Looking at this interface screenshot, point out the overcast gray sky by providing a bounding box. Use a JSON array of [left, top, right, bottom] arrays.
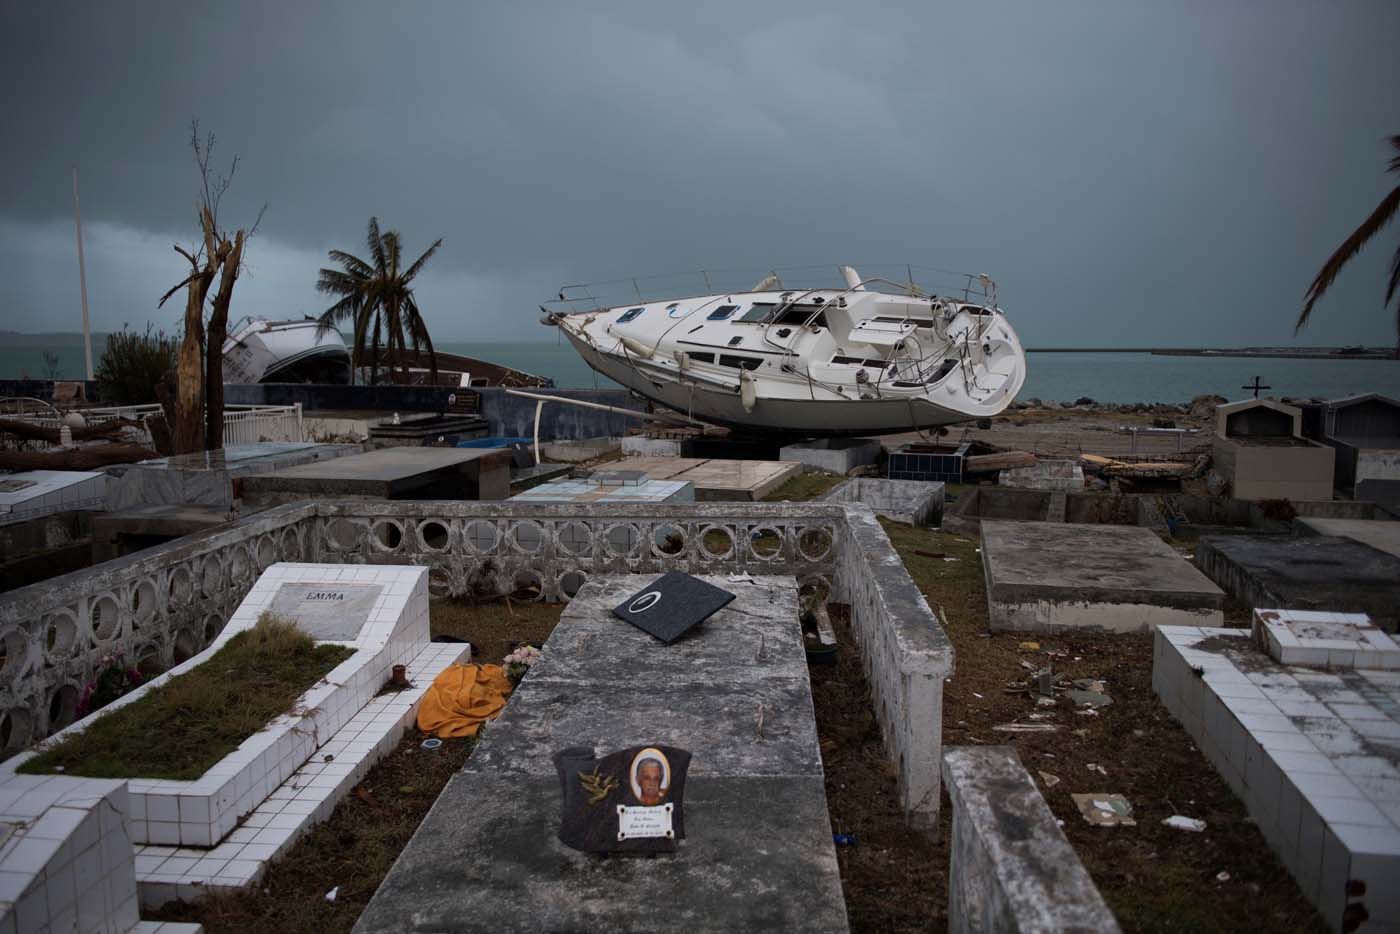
[[2, 1, 1397, 347]]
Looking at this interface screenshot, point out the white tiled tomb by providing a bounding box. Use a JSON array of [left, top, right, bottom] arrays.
[[1153, 624, 1400, 932], [0, 563, 468, 908], [1254, 609, 1400, 671]]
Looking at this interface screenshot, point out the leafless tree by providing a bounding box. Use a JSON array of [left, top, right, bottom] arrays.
[[159, 121, 265, 452]]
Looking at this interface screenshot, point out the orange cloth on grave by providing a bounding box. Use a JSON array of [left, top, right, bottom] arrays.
[[415, 663, 513, 738]]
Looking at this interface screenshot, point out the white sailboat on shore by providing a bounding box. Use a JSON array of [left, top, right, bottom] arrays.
[[542, 264, 1027, 436]]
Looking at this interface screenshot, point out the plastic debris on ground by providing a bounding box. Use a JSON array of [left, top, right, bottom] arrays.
[[992, 722, 1061, 733], [325, 886, 339, 902], [1086, 763, 1109, 776], [1163, 815, 1207, 832], [1072, 793, 1136, 827], [833, 833, 857, 846], [1019, 641, 1040, 651], [1039, 771, 1061, 788]]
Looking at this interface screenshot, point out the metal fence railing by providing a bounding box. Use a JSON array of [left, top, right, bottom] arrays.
[[0, 403, 305, 450]]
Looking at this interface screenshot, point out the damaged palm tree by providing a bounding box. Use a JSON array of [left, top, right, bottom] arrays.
[[159, 122, 263, 453], [316, 218, 441, 385]]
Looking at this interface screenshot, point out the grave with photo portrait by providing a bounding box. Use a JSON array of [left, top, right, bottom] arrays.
[[554, 743, 692, 854]]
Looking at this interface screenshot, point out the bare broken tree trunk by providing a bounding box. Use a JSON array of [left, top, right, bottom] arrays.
[[174, 279, 209, 454], [204, 223, 245, 450]]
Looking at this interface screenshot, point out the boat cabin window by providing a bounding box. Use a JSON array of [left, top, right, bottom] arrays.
[[707, 304, 740, 321], [874, 316, 932, 326], [831, 356, 889, 369], [666, 303, 684, 318], [685, 351, 715, 363], [617, 307, 645, 323], [738, 303, 777, 323], [718, 354, 762, 370], [774, 304, 826, 327]]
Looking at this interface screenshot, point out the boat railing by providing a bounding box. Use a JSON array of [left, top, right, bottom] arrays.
[[543, 263, 998, 315]]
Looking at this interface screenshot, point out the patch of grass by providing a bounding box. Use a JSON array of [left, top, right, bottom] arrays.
[[20, 614, 354, 781], [762, 469, 847, 502]]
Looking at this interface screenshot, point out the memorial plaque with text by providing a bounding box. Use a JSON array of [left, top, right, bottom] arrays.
[[554, 744, 691, 854], [269, 583, 383, 640]]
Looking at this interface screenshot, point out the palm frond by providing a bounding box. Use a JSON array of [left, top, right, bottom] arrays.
[[1297, 184, 1400, 333], [326, 249, 373, 278], [367, 217, 387, 274], [316, 268, 366, 297], [403, 238, 443, 283]]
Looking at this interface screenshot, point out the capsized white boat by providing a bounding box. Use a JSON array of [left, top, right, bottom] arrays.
[[542, 265, 1027, 436], [222, 316, 352, 384]]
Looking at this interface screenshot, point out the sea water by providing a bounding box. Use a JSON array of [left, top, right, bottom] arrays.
[[4, 338, 1398, 404]]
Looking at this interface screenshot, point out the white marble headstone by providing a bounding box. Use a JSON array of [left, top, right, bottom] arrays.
[[269, 582, 383, 640]]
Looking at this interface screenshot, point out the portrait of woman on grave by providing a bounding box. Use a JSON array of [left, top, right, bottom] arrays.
[[629, 748, 671, 807]]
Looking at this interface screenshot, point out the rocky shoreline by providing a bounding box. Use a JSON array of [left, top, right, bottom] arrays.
[[1008, 392, 1322, 420]]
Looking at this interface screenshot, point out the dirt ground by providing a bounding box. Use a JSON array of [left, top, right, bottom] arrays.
[[429, 597, 563, 664], [150, 729, 479, 933], [883, 405, 1214, 459], [859, 520, 1327, 934]]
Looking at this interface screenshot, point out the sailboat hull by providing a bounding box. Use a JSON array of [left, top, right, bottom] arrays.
[[566, 331, 981, 435]]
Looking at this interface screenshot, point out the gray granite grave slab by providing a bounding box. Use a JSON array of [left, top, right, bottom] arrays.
[[242, 445, 511, 504], [1295, 517, 1400, 560], [355, 574, 847, 932], [353, 774, 847, 934], [460, 678, 821, 779], [981, 520, 1225, 632], [1195, 534, 1400, 633], [269, 581, 383, 640], [531, 575, 807, 683]]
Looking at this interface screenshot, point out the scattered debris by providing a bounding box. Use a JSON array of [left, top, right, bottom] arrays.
[[1216, 871, 1231, 883], [833, 833, 857, 846], [1030, 667, 1055, 696], [1039, 771, 1061, 788], [992, 722, 1061, 733], [1019, 641, 1041, 651], [1072, 793, 1136, 827], [727, 572, 758, 584], [972, 692, 984, 699], [1069, 679, 1112, 708], [325, 886, 339, 902], [1087, 763, 1109, 776], [1075, 708, 1100, 717], [420, 738, 443, 750], [1035, 695, 1057, 707], [1163, 815, 1208, 833]]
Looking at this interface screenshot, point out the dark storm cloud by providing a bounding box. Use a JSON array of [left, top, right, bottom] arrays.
[[2, 0, 1398, 344]]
